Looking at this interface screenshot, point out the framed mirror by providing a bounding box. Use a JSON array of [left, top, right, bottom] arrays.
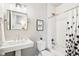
[[36, 19, 44, 31], [7, 10, 28, 30]]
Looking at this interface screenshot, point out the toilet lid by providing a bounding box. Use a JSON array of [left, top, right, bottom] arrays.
[[41, 50, 52, 56]]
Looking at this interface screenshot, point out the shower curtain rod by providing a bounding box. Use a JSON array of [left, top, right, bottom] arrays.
[[64, 5, 79, 13], [56, 5, 79, 16], [46, 5, 79, 19]]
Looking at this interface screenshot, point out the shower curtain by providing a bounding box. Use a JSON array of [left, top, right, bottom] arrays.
[[65, 8, 79, 56]]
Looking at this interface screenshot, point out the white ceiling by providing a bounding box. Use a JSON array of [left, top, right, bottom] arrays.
[[22, 3, 62, 7], [51, 3, 62, 7]]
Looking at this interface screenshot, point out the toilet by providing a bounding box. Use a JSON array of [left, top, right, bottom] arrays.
[[36, 39, 65, 56], [36, 40, 53, 56]]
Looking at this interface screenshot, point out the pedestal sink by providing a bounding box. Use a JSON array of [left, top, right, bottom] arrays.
[[0, 38, 34, 56], [0, 13, 34, 56]]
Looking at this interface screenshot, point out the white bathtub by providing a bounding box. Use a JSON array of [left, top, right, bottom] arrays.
[[48, 47, 66, 56], [38, 47, 66, 56]]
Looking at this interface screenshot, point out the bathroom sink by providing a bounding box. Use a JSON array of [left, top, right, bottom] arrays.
[[3, 38, 30, 45], [0, 38, 34, 55]]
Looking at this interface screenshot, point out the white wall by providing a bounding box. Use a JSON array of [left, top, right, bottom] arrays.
[[56, 13, 66, 49], [47, 4, 56, 48], [0, 3, 47, 56]]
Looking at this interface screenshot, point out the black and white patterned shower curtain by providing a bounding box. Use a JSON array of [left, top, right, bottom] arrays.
[[65, 8, 79, 56]]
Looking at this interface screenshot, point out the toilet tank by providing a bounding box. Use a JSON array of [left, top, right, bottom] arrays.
[[37, 40, 46, 51]]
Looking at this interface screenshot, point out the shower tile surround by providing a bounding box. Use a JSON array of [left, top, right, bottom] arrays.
[[65, 7, 79, 56]]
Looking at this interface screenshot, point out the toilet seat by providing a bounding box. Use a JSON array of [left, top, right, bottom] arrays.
[[40, 50, 53, 56]]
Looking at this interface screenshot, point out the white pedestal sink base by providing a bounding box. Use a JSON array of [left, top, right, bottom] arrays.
[[15, 50, 21, 56], [0, 39, 34, 56]]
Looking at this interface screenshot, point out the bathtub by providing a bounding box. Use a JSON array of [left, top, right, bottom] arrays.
[[38, 47, 66, 56], [48, 46, 66, 56]]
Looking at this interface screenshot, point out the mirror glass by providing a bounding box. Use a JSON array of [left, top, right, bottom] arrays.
[[8, 10, 28, 30]]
